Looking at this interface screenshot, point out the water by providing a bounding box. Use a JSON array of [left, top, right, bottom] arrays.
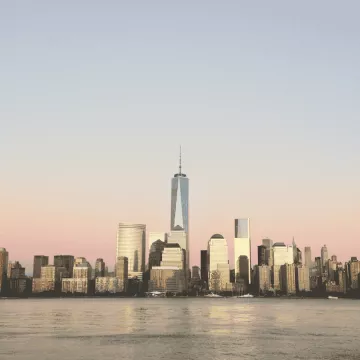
[[0, 298, 359, 360]]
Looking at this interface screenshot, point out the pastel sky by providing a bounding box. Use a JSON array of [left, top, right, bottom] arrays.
[[1, 1, 360, 273]]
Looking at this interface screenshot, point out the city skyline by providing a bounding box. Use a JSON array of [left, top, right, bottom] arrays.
[[2, 150, 358, 273], [2, 1, 360, 271]]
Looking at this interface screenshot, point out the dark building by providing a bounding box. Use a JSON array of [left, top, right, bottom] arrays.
[[33, 255, 49, 278], [54, 255, 75, 277], [315, 257, 322, 276], [258, 245, 267, 266], [237, 255, 250, 286], [230, 269, 235, 283], [95, 258, 105, 278], [148, 240, 165, 269], [200, 250, 208, 285]]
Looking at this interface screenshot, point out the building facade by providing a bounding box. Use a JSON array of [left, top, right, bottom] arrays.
[[170, 150, 189, 274], [272, 242, 294, 290], [321, 245, 329, 269], [200, 250, 208, 285], [254, 265, 271, 294], [116, 223, 146, 277], [95, 277, 127, 293], [54, 255, 75, 277], [208, 234, 230, 291], [296, 265, 310, 292], [280, 264, 296, 294], [149, 266, 185, 293], [95, 258, 105, 278], [0, 248, 9, 293], [234, 218, 251, 284], [33, 255, 49, 279], [304, 247, 312, 268]]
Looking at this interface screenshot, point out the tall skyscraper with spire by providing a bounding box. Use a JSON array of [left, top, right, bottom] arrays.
[[169, 147, 189, 273]]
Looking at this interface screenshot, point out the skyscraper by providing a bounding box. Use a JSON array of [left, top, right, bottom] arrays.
[[258, 245, 267, 265], [208, 234, 230, 291], [304, 247, 312, 268], [54, 255, 75, 277], [321, 245, 329, 268], [0, 248, 9, 293], [200, 250, 208, 285], [170, 148, 189, 271], [116, 223, 146, 278], [33, 255, 49, 279], [95, 258, 105, 278], [234, 218, 251, 284]]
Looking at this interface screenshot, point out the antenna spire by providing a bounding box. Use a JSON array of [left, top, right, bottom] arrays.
[[179, 145, 182, 175]]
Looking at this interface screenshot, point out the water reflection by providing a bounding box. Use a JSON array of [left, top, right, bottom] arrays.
[[0, 298, 359, 360]]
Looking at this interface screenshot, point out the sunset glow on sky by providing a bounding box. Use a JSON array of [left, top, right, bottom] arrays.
[[2, 1, 360, 272]]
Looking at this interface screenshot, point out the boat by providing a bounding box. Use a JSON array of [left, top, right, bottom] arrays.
[[145, 291, 166, 298], [328, 296, 338, 300], [238, 294, 254, 298], [204, 292, 223, 298]]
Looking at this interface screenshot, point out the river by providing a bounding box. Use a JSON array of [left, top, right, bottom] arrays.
[[0, 298, 359, 359]]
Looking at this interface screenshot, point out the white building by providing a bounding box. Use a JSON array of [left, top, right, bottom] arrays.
[[73, 258, 92, 280], [160, 244, 184, 269], [234, 218, 251, 284], [272, 242, 294, 291], [296, 265, 310, 292], [116, 223, 146, 276], [321, 245, 329, 268], [208, 234, 231, 291], [95, 277, 126, 293]]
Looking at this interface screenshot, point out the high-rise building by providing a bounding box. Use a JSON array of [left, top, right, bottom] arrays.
[[258, 245, 267, 265], [116, 223, 146, 278], [304, 247, 312, 268], [262, 238, 273, 249], [8, 262, 28, 296], [115, 256, 129, 280], [9, 261, 25, 279], [161, 244, 185, 270], [280, 264, 296, 294], [208, 234, 230, 291], [296, 265, 310, 292], [62, 258, 91, 294], [7, 261, 13, 279], [272, 242, 294, 290], [33, 265, 67, 293], [95, 258, 105, 278], [262, 239, 273, 266], [254, 265, 271, 294], [0, 248, 9, 293], [192, 266, 201, 280], [349, 259, 360, 290], [315, 256, 322, 275], [148, 239, 166, 269], [236, 255, 250, 286], [321, 245, 329, 268], [54, 255, 75, 277], [33, 255, 49, 279], [170, 149, 189, 272], [200, 250, 208, 285], [234, 218, 251, 284]]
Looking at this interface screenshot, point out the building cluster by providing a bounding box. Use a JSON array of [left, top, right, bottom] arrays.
[[0, 152, 359, 298]]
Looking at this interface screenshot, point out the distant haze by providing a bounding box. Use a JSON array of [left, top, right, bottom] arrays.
[[1, 1, 359, 272]]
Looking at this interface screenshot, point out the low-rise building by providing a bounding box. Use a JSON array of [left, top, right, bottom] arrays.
[[95, 277, 127, 293], [149, 266, 185, 293]]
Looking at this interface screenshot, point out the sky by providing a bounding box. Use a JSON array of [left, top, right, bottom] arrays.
[[1, 1, 360, 273]]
